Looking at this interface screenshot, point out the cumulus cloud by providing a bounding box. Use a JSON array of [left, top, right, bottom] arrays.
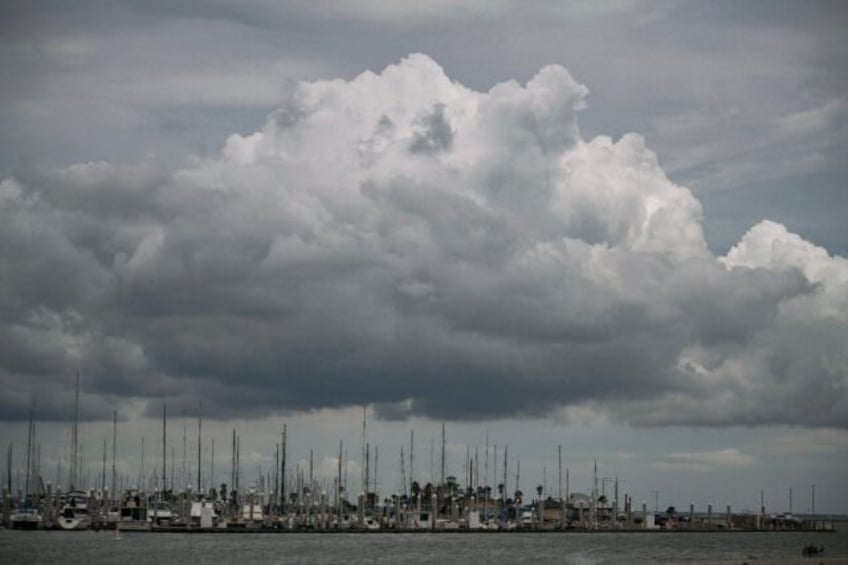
[[1, 54, 845, 427]]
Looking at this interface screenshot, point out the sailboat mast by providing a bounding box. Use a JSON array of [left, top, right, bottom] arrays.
[[140, 436, 145, 490], [182, 413, 186, 490], [71, 371, 79, 490], [361, 407, 367, 495], [440, 422, 446, 485], [281, 424, 286, 511], [337, 439, 342, 509], [400, 446, 406, 496], [558, 444, 562, 499], [6, 442, 12, 496], [503, 445, 508, 499], [24, 410, 33, 499], [484, 431, 489, 490], [101, 438, 106, 494], [197, 402, 202, 492], [162, 404, 167, 493], [111, 410, 117, 506]]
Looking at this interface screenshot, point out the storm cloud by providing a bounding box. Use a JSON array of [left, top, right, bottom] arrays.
[[1, 54, 845, 427]]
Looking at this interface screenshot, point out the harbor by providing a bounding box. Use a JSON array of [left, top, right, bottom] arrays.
[[3, 400, 838, 535]]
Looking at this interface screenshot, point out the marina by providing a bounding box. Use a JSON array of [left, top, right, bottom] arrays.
[[2, 382, 839, 536], [2, 406, 839, 535]]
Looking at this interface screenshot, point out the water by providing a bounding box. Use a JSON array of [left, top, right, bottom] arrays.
[[1, 529, 846, 564]]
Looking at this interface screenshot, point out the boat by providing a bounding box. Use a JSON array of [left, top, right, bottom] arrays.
[[149, 500, 175, 527], [190, 500, 219, 528], [10, 505, 42, 530], [241, 500, 265, 527], [118, 495, 151, 531], [57, 490, 92, 530]]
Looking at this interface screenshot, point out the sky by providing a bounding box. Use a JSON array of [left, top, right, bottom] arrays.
[[1, 1, 847, 513]]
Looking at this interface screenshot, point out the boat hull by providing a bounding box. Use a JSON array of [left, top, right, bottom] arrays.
[[57, 514, 92, 530], [10, 517, 41, 530]]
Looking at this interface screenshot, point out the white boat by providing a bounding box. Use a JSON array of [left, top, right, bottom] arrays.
[[191, 500, 218, 528], [239, 487, 265, 527], [149, 501, 175, 527], [10, 506, 42, 530], [241, 500, 265, 526], [57, 491, 92, 530]]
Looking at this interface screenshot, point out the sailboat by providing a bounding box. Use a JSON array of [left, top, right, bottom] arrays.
[[11, 409, 43, 529], [58, 373, 91, 530]]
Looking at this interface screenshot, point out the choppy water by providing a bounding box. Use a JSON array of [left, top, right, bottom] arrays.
[[1, 529, 846, 564]]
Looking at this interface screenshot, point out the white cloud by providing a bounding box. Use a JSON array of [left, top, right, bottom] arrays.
[[774, 98, 848, 138], [1, 54, 846, 430]]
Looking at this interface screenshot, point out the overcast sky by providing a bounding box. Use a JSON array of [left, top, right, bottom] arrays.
[[1, 1, 846, 512]]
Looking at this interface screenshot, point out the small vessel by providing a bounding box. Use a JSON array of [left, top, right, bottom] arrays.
[[190, 499, 219, 528], [149, 500, 175, 527], [241, 490, 266, 527], [10, 505, 42, 530], [57, 490, 92, 530], [118, 495, 151, 531], [363, 514, 382, 530]]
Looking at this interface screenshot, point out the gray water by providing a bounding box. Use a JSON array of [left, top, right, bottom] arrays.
[[1, 529, 845, 564]]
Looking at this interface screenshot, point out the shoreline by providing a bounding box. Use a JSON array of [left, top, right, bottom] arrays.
[[16, 527, 837, 535]]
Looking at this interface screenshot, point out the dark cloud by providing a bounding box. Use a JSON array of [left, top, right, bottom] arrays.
[[1, 55, 845, 429]]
